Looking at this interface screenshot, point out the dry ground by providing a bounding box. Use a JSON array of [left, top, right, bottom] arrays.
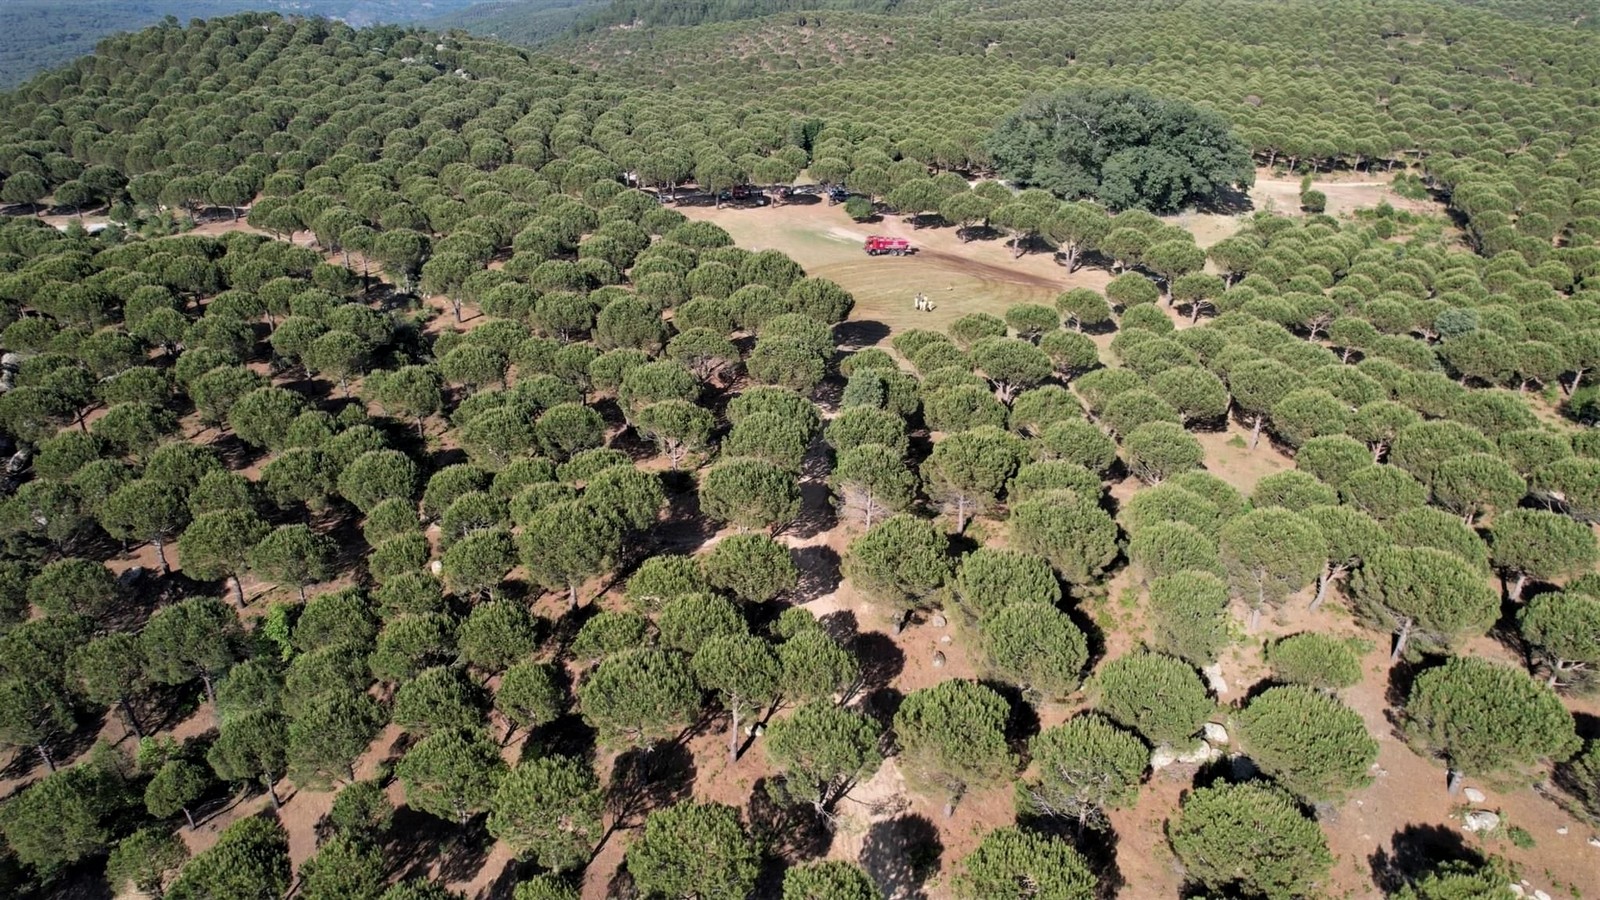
[[9, 175, 1594, 900], [684, 168, 1445, 346]]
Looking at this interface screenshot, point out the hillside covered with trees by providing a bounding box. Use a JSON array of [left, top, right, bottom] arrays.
[[0, 2, 1597, 899]]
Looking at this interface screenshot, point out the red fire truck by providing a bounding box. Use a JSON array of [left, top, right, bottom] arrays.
[[864, 235, 910, 256]]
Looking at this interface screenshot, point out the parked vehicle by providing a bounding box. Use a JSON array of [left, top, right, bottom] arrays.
[[718, 184, 769, 205], [864, 235, 911, 256], [827, 185, 848, 205]]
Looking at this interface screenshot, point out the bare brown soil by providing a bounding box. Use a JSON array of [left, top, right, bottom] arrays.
[[26, 183, 1594, 900]]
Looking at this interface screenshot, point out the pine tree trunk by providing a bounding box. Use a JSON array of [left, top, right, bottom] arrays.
[[119, 696, 144, 738], [1509, 573, 1527, 601], [38, 743, 54, 772], [1447, 769, 1464, 796], [1311, 567, 1333, 611], [298, 583, 308, 603], [232, 574, 246, 607], [1249, 414, 1264, 450], [265, 777, 281, 810], [153, 534, 170, 574], [955, 497, 968, 534], [183, 806, 196, 830], [568, 582, 579, 610], [728, 702, 739, 763], [1391, 619, 1412, 662]]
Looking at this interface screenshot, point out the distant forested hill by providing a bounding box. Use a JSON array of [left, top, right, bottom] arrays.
[[423, 0, 607, 45], [570, 0, 904, 30], [1442, 0, 1598, 28], [0, 0, 485, 89]]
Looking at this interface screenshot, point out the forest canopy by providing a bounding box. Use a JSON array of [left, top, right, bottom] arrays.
[[985, 86, 1254, 212]]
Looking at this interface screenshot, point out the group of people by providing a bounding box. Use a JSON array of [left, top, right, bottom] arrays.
[[913, 292, 937, 311]]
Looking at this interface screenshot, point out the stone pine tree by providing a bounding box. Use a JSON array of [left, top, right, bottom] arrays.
[[105, 827, 188, 899], [140, 597, 242, 704], [494, 660, 563, 743], [1228, 359, 1302, 450], [178, 509, 269, 606], [1009, 490, 1119, 585], [577, 648, 701, 749], [1234, 686, 1378, 802], [1350, 546, 1498, 661], [776, 629, 860, 704], [98, 477, 188, 573], [164, 816, 290, 900], [1392, 857, 1518, 900], [1518, 590, 1600, 691], [1147, 571, 1231, 668], [287, 690, 385, 788], [1024, 714, 1148, 830], [829, 443, 916, 528], [395, 727, 508, 826], [1431, 453, 1525, 525], [953, 827, 1097, 900], [1405, 656, 1579, 795], [72, 632, 148, 737], [1168, 781, 1333, 899], [299, 835, 386, 900], [978, 602, 1088, 698], [691, 633, 781, 762], [145, 757, 210, 829], [487, 756, 603, 872], [765, 701, 883, 815], [698, 458, 802, 532], [1490, 508, 1598, 600], [0, 677, 76, 771], [842, 514, 952, 631], [1088, 653, 1213, 747], [921, 427, 1026, 532], [952, 547, 1062, 620], [248, 524, 337, 601], [1264, 633, 1363, 692], [518, 500, 622, 609], [893, 679, 1016, 816], [1302, 504, 1387, 611], [626, 802, 761, 900], [782, 861, 884, 900], [1218, 507, 1325, 629], [700, 533, 798, 603], [207, 710, 289, 809]]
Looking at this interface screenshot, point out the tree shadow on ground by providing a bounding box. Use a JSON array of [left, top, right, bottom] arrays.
[[850, 631, 905, 703], [521, 710, 595, 769], [748, 776, 832, 872], [861, 814, 942, 900], [39, 871, 113, 900], [790, 544, 842, 604], [785, 478, 837, 540], [386, 806, 490, 883], [606, 740, 697, 829], [1188, 184, 1254, 216], [980, 679, 1041, 762], [1382, 655, 1439, 740], [605, 863, 641, 899], [436, 817, 496, 885], [655, 478, 717, 554], [818, 609, 858, 643], [1368, 823, 1483, 893], [835, 321, 891, 350]]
